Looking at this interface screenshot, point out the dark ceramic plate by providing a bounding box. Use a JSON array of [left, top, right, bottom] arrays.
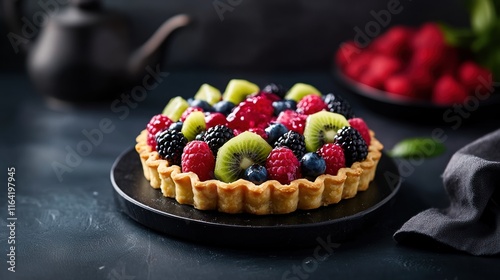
[[110, 148, 401, 248], [333, 68, 500, 123]]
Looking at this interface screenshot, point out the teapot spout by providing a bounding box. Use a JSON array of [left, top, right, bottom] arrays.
[[128, 14, 190, 78]]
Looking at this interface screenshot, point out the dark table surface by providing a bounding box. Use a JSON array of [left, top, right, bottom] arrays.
[[1, 70, 499, 280]]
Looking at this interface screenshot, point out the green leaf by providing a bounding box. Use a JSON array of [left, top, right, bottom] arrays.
[[470, 0, 496, 34], [389, 138, 445, 159], [439, 23, 475, 47]]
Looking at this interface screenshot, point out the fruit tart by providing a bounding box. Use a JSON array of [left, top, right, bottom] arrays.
[[135, 80, 383, 215]]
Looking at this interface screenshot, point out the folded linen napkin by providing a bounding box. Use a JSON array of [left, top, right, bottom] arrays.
[[393, 129, 500, 256]]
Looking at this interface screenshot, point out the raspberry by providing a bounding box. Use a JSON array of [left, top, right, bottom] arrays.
[[335, 41, 361, 68], [203, 125, 235, 155], [358, 72, 384, 89], [334, 126, 368, 167], [266, 147, 301, 184], [274, 131, 306, 159], [370, 25, 413, 58], [323, 93, 355, 119], [156, 130, 187, 165], [296, 94, 327, 115], [384, 75, 416, 99], [411, 23, 445, 50], [248, 127, 268, 140], [180, 107, 203, 122], [317, 143, 345, 175], [181, 141, 215, 181], [348, 118, 371, 146], [276, 110, 307, 134], [458, 61, 493, 95], [255, 91, 281, 102], [406, 67, 435, 97], [366, 55, 402, 81], [432, 75, 468, 105], [205, 112, 227, 129], [343, 52, 373, 80], [146, 114, 173, 149], [410, 46, 446, 72]]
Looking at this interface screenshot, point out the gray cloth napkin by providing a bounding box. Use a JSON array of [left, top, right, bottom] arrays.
[[393, 129, 500, 256]]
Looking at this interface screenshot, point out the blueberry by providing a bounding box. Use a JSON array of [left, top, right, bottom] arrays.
[[169, 121, 183, 132], [243, 164, 268, 184], [213, 100, 235, 115], [265, 123, 288, 145], [272, 100, 297, 116], [262, 83, 287, 98], [195, 131, 206, 141], [189, 99, 214, 112], [300, 152, 326, 179]]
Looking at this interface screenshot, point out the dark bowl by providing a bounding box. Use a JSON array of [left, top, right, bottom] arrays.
[[333, 67, 500, 124]]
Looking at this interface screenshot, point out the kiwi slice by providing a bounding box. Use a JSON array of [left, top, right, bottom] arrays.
[[284, 83, 321, 102], [194, 83, 222, 105], [215, 131, 272, 183], [162, 96, 189, 122], [222, 79, 259, 104], [181, 111, 206, 141], [304, 111, 349, 152]]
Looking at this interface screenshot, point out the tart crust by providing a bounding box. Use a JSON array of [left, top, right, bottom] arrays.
[[135, 129, 383, 215]]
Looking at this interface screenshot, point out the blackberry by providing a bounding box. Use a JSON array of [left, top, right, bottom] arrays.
[[262, 83, 287, 99], [323, 93, 355, 119], [334, 126, 368, 167], [274, 131, 306, 159], [203, 125, 235, 155], [156, 130, 188, 165]]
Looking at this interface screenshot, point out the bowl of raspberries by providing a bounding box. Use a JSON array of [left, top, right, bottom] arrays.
[[333, 22, 500, 120]]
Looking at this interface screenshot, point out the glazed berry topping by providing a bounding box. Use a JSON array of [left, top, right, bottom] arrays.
[[317, 143, 345, 176], [266, 147, 301, 184], [274, 130, 306, 160], [156, 130, 188, 165], [334, 126, 368, 167], [181, 140, 215, 181], [203, 125, 235, 155]]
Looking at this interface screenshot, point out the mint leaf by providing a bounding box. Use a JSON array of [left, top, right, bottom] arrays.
[[471, 0, 496, 34], [389, 138, 445, 159]]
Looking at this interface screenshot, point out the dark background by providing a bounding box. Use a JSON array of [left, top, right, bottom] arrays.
[[2, 2, 500, 280], [1, 0, 468, 73]]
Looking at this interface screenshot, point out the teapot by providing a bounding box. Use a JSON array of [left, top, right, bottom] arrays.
[[4, 0, 190, 102]]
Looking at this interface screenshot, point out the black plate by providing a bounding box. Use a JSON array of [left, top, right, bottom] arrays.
[[110, 148, 401, 248], [333, 68, 500, 123]]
